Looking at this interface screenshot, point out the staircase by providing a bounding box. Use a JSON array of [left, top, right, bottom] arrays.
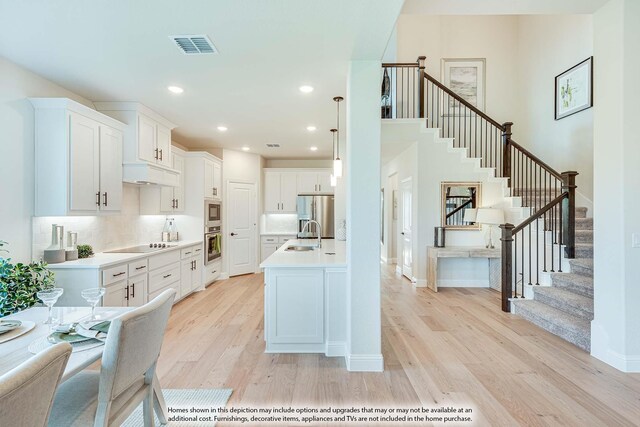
[[512, 204, 593, 351], [382, 57, 593, 352]]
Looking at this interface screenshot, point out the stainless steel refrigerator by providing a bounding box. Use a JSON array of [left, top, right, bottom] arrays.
[[297, 195, 335, 239]]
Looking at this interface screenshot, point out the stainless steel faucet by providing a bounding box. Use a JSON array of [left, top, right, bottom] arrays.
[[301, 220, 322, 248]]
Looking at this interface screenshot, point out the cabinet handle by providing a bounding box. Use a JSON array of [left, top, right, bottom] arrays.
[[185, 251, 192, 255], [159, 149, 163, 161], [154, 148, 159, 160], [171, 199, 175, 209], [318, 184, 321, 191], [96, 192, 100, 207], [103, 192, 108, 206], [113, 272, 126, 277], [163, 274, 172, 279], [135, 266, 146, 270], [175, 199, 179, 210], [125, 285, 129, 301], [131, 283, 135, 298], [213, 188, 217, 196]]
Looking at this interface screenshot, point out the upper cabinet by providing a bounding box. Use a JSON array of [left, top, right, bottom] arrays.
[[94, 102, 178, 186], [297, 171, 333, 194], [30, 98, 126, 216], [203, 158, 222, 200], [264, 171, 298, 213], [139, 147, 186, 215]]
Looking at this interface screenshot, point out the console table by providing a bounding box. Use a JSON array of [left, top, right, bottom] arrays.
[[427, 246, 501, 292]]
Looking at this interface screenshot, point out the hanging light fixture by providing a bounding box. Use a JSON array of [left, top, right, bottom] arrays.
[[330, 128, 338, 187], [333, 96, 344, 178]]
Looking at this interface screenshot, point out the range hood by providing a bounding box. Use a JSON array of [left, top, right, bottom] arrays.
[[123, 162, 180, 187]]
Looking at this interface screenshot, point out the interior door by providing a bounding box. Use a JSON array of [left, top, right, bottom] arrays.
[[228, 182, 257, 276], [401, 178, 413, 280], [69, 112, 100, 212], [98, 126, 123, 212]]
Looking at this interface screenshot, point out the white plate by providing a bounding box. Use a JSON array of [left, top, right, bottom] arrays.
[[0, 321, 36, 344], [0, 320, 22, 334]]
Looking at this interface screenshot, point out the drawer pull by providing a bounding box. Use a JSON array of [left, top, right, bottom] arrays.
[[112, 272, 126, 277], [131, 283, 135, 298], [163, 274, 172, 279], [184, 251, 192, 255], [135, 266, 146, 270]]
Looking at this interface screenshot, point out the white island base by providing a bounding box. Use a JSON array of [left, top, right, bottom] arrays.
[[261, 240, 347, 358]]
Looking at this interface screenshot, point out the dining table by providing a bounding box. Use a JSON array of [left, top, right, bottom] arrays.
[[0, 306, 169, 424]]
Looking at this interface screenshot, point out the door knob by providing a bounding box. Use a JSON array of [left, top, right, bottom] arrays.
[[230, 232, 237, 236]]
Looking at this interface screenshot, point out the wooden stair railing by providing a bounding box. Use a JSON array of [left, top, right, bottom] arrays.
[[382, 56, 577, 312]]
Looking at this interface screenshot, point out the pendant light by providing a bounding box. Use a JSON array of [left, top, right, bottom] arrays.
[[333, 96, 344, 178], [330, 128, 338, 187]]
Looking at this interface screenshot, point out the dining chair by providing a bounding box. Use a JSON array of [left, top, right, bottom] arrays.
[[0, 342, 72, 427], [48, 289, 176, 427]]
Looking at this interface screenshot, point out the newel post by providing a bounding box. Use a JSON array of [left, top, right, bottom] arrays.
[[500, 223, 514, 312], [501, 122, 513, 187], [561, 171, 578, 259], [417, 56, 426, 119]]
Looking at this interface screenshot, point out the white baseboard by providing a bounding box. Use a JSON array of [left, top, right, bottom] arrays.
[[395, 265, 402, 275], [219, 272, 229, 280], [388, 257, 397, 264], [437, 279, 489, 287], [346, 353, 384, 372], [591, 322, 640, 372], [380, 255, 388, 264], [413, 279, 427, 288], [325, 341, 347, 357]]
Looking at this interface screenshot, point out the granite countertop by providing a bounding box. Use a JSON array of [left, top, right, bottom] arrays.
[[46, 240, 203, 269], [260, 239, 346, 269]]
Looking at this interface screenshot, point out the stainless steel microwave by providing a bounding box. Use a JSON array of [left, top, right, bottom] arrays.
[[205, 200, 221, 227]]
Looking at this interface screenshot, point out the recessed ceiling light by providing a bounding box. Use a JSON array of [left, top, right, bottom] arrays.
[[306, 125, 317, 132], [299, 85, 314, 93], [167, 86, 184, 94], [310, 146, 318, 151], [242, 146, 250, 152], [217, 126, 228, 132]]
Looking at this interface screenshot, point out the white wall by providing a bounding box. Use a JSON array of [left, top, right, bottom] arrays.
[[591, 0, 640, 372], [264, 159, 332, 168], [0, 57, 91, 262], [515, 15, 594, 203], [395, 14, 595, 203]]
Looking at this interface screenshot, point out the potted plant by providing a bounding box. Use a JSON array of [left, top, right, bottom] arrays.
[[0, 240, 55, 317]]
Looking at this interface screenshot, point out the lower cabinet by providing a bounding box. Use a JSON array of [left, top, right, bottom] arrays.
[[204, 259, 221, 286], [261, 235, 297, 262], [103, 274, 146, 307], [181, 255, 203, 296]]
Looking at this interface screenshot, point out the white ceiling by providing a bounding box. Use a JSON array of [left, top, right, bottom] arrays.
[[402, 0, 610, 15], [0, 0, 403, 159]]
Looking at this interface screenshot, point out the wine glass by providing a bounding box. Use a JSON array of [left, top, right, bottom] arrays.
[[81, 288, 106, 321], [37, 288, 64, 325]]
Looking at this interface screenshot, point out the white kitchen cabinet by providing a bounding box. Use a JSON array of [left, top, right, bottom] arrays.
[[140, 147, 185, 214], [104, 275, 146, 307], [261, 244, 278, 262], [94, 102, 178, 186], [180, 244, 203, 297], [264, 171, 298, 213], [297, 171, 333, 194], [265, 268, 324, 344], [30, 98, 126, 216], [203, 158, 222, 199], [260, 235, 296, 262]]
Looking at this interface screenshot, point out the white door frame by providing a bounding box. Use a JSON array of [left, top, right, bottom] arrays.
[[400, 177, 413, 281], [225, 180, 258, 277]]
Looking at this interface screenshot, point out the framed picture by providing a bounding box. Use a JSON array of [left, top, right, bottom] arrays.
[[441, 58, 486, 115], [555, 57, 593, 120]]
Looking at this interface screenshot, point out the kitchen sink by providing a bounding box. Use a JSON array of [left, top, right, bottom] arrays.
[[285, 245, 316, 252]]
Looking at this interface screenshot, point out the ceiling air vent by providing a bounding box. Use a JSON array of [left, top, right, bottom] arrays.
[[266, 144, 281, 148], [170, 35, 217, 55]]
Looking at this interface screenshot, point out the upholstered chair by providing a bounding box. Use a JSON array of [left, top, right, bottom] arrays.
[[0, 342, 72, 427], [48, 289, 176, 427]]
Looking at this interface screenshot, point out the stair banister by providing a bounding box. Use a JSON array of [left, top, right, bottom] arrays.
[[417, 56, 426, 119], [561, 171, 578, 259], [501, 122, 513, 187]]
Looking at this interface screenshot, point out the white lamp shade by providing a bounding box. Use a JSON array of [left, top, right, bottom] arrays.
[[463, 208, 477, 222], [333, 158, 343, 178], [476, 208, 505, 225], [330, 174, 337, 187]]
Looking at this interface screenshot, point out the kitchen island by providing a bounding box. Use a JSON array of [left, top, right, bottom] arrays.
[[260, 239, 347, 358]]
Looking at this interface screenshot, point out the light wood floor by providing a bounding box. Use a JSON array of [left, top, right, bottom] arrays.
[[156, 266, 640, 426]]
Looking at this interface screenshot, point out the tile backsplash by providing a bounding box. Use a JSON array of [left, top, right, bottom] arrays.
[[32, 184, 169, 260], [261, 213, 298, 234]]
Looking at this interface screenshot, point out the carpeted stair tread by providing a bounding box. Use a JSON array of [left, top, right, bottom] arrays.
[[532, 286, 594, 320], [569, 258, 593, 276], [551, 273, 593, 297], [545, 217, 593, 230], [575, 229, 593, 243], [512, 299, 590, 351], [575, 243, 593, 258]]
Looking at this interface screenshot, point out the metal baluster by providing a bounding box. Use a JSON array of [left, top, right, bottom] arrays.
[[558, 200, 564, 272]]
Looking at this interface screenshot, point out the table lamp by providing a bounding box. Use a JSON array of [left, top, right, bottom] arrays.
[[463, 208, 477, 224], [476, 208, 505, 249]]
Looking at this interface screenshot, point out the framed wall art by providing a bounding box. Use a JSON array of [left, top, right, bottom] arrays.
[[441, 58, 486, 115], [555, 56, 593, 120]]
